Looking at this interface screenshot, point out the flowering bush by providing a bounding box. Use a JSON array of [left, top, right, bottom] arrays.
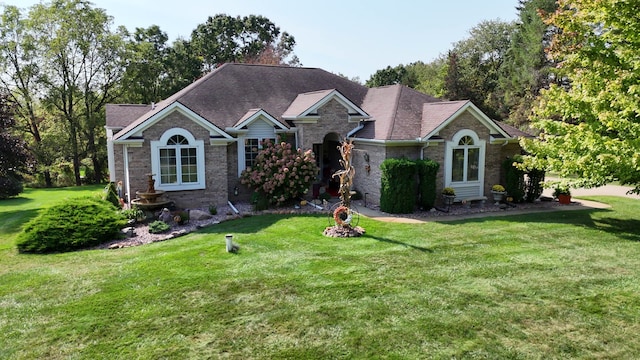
[[240, 140, 319, 206]]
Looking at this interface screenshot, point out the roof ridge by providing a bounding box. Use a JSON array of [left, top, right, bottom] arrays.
[[386, 85, 403, 140]]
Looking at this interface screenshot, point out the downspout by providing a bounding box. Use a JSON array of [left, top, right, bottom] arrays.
[[123, 145, 131, 207], [419, 139, 430, 160], [346, 120, 365, 138], [106, 128, 116, 182]]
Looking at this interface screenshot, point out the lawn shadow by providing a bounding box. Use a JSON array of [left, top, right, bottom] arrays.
[[591, 217, 640, 242], [363, 234, 433, 253], [436, 206, 640, 242], [0, 196, 34, 208]]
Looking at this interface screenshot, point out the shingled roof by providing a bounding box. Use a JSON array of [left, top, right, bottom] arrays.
[[107, 63, 527, 142]]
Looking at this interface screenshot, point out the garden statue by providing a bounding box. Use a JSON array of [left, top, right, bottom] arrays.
[[323, 139, 365, 238]]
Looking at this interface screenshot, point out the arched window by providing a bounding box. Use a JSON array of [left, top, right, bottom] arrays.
[[151, 128, 205, 190], [452, 135, 479, 182]]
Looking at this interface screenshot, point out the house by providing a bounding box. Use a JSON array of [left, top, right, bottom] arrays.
[[106, 63, 528, 210]]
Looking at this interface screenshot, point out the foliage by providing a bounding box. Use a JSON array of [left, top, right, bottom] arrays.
[[0, 175, 23, 200], [190, 14, 297, 72], [444, 20, 516, 120], [499, 0, 558, 127], [365, 64, 417, 88], [416, 158, 439, 209], [442, 187, 456, 196], [240, 140, 319, 207], [103, 182, 121, 209], [380, 158, 416, 214], [16, 196, 127, 253], [121, 207, 145, 221], [503, 157, 526, 202], [208, 204, 217, 215], [520, 0, 640, 194], [492, 184, 506, 192], [552, 184, 571, 197], [0, 93, 32, 198], [148, 220, 170, 234]]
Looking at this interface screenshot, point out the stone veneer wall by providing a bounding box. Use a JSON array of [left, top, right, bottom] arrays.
[[295, 99, 358, 150], [351, 143, 422, 206], [120, 111, 229, 209], [423, 111, 524, 204]]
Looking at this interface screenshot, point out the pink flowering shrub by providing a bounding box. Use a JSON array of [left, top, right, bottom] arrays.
[[240, 140, 319, 206]]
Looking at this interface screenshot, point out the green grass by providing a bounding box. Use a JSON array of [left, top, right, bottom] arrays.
[[1, 189, 640, 358], [0, 185, 106, 251]]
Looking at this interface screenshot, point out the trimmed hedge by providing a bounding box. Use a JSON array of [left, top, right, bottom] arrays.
[[16, 196, 127, 253], [380, 158, 416, 214], [416, 159, 439, 210]]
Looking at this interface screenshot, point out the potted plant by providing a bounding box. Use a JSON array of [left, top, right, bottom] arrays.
[[491, 184, 506, 205], [553, 186, 572, 204], [442, 187, 456, 207]]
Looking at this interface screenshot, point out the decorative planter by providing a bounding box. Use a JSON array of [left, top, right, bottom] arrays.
[[442, 194, 456, 207], [558, 194, 572, 204], [491, 191, 506, 205]]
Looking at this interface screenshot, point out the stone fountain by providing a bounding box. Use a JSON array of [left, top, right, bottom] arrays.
[[131, 174, 170, 210]]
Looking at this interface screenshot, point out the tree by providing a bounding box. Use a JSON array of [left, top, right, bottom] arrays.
[[190, 14, 297, 72], [0, 5, 55, 187], [520, 0, 640, 193], [0, 93, 32, 198], [365, 64, 417, 88], [30, 0, 127, 185], [500, 0, 558, 127], [444, 20, 516, 120]]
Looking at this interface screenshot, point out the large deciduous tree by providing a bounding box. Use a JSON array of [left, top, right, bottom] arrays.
[[30, 0, 126, 185], [0, 5, 55, 187], [190, 14, 297, 72], [520, 0, 640, 193]]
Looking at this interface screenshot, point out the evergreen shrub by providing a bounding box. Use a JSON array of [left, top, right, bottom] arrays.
[[16, 196, 127, 253], [416, 159, 439, 209], [380, 158, 416, 214]]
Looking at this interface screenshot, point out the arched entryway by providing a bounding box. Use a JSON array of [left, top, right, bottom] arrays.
[[316, 133, 342, 196]]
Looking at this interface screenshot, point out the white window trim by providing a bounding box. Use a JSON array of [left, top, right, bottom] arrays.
[[151, 128, 205, 191], [444, 129, 486, 190], [237, 136, 276, 176]]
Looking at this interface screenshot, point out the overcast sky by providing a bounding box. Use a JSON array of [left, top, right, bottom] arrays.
[[11, 0, 520, 81]]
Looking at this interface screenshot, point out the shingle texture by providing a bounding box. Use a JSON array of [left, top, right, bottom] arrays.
[[107, 63, 526, 141]]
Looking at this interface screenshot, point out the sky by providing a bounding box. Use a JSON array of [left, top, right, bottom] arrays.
[[11, 0, 521, 81]]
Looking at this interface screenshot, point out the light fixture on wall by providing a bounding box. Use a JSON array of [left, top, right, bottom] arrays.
[[234, 185, 239, 196]]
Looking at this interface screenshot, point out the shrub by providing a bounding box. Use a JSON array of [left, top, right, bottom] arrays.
[[148, 220, 170, 234], [16, 196, 127, 253], [103, 182, 121, 209], [208, 204, 217, 215], [503, 157, 526, 202], [0, 175, 24, 199], [240, 140, 319, 207], [121, 207, 145, 221], [416, 159, 439, 209], [504, 156, 546, 203], [380, 158, 416, 214]]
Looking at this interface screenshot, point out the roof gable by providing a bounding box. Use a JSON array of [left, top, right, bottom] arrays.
[[113, 102, 232, 142], [282, 89, 369, 121], [420, 101, 511, 140]]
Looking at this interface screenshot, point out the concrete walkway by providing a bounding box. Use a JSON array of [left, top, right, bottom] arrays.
[[356, 183, 637, 224]]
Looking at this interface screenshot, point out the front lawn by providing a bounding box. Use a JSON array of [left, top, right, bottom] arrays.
[[1, 190, 639, 358]]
